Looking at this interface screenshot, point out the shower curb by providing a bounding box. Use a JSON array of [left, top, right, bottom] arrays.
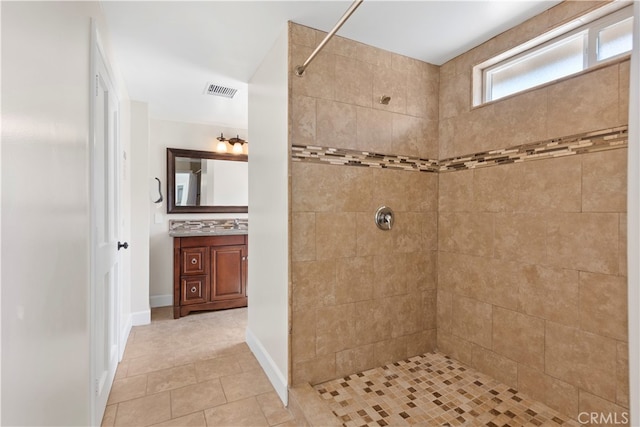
[[288, 383, 341, 427]]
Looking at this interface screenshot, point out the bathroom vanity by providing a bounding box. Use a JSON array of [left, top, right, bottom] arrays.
[[166, 145, 249, 319], [171, 220, 248, 319]]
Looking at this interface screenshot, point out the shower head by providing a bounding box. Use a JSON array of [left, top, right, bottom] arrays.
[[379, 95, 391, 105]]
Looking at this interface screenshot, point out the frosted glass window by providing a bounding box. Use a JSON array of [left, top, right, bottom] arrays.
[[476, 5, 633, 106], [597, 17, 633, 61], [488, 34, 585, 102]]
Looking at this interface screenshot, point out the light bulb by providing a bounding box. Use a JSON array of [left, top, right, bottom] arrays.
[[216, 140, 228, 153], [232, 142, 243, 154]]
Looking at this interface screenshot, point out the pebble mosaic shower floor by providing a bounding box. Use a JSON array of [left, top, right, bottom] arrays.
[[315, 352, 579, 427]]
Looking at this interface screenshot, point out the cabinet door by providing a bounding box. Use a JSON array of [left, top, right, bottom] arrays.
[[181, 276, 208, 305], [211, 245, 245, 300]]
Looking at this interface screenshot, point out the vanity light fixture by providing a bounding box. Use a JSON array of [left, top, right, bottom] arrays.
[[216, 133, 228, 153], [229, 135, 247, 154], [216, 133, 247, 154]]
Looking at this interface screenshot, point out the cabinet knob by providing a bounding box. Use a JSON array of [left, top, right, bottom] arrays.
[[191, 286, 197, 293], [118, 241, 129, 250], [242, 256, 247, 261], [191, 258, 197, 264]]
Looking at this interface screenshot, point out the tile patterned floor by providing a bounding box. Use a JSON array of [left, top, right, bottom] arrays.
[[101, 307, 296, 427], [315, 352, 580, 427]]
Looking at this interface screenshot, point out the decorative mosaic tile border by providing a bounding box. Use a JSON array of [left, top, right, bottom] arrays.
[[439, 126, 628, 172], [291, 145, 440, 172], [169, 218, 248, 234], [291, 126, 628, 173]]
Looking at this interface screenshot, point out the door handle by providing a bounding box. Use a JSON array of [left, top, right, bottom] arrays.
[[117, 241, 129, 250]]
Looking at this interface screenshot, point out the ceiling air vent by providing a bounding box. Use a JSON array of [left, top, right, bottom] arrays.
[[205, 83, 238, 99]]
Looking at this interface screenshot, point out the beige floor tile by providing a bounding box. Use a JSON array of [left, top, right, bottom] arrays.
[[123, 340, 162, 360], [146, 364, 197, 394], [236, 351, 262, 372], [256, 392, 294, 425], [127, 352, 176, 377], [125, 330, 136, 346], [213, 341, 252, 357], [215, 326, 251, 341], [114, 360, 130, 380], [107, 375, 148, 405], [220, 368, 274, 402], [194, 355, 242, 382], [101, 404, 117, 427], [114, 391, 171, 427], [204, 397, 269, 427], [272, 421, 300, 427], [149, 411, 206, 427], [132, 323, 175, 344], [170, 379, 227, 419], [106, 307, 279, 427], [172, 343, 220, 366]]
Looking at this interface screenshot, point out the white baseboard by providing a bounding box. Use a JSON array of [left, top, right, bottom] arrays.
[[131, 310, 150, 326], [150, 294, 172, 308], [246, 328, 288, 405], [119, 314, 132, 361]]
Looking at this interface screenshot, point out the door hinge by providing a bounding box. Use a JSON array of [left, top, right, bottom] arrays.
[[94, 378, 99, 395], [95, 75, 99, 95]]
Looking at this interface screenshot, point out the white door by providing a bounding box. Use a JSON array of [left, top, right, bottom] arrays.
[[92, 39, 121, 425]]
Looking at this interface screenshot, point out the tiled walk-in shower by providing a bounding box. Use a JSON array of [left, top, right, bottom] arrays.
[[316, 352, 577, 427], [288, 0, 631, 423]]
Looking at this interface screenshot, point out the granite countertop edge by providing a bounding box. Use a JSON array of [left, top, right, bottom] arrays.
[[169, 229, 248, 237]]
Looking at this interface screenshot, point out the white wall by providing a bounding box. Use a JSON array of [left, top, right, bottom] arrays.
[[148, 119, 247, 306], [1, 2, 129, 425], [627, 2, 639, 425], [130, 101, 151, 324], [0, 3, 3, 419], [246, 26, 289, 404]]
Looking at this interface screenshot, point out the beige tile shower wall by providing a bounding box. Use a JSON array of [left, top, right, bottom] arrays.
[[291, 164, 438, 386], [437, 151, 629, 421], [288, 22, 439, 386], [437, 2, 629, 423], [289, 22, 439, 159]]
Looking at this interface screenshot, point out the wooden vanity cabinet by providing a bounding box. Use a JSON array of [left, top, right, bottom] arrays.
[[173, 234, 247, 318]]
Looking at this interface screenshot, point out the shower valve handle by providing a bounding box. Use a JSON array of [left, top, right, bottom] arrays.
[[375, 206, 394, 231]]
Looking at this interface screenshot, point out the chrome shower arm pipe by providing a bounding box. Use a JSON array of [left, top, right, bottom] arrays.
[[295, 0, 364, 77]]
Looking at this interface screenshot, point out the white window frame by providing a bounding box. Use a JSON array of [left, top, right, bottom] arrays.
[[590, 7, 634, 63], [474, 2, 633, 106]]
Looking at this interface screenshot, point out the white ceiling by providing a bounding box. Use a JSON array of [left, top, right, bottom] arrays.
[[102, 1, 561, 129]]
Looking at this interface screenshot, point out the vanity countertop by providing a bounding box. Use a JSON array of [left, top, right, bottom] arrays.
[[169, 219, 248, 237], [169, 228, 248, 237]]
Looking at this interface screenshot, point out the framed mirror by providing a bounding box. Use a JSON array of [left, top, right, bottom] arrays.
[[167, 148, 248, 213]]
